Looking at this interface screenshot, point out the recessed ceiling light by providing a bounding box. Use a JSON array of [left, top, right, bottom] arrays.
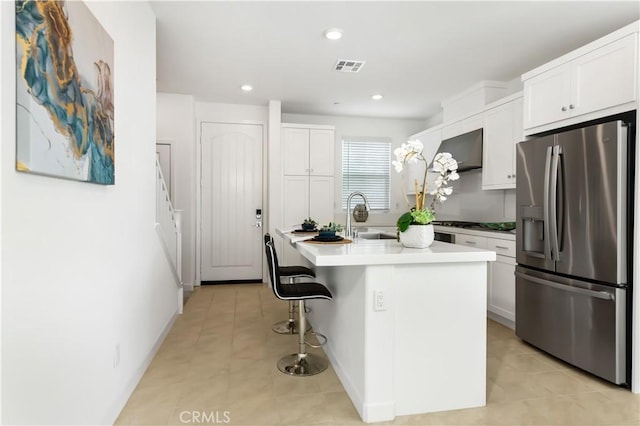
[[372, 94, 383, 100], [323, 28, 343, 40], [240, 84, 253, 92]]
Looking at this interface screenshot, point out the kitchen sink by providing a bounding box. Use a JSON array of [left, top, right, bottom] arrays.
[[358, 232, 397, 240]]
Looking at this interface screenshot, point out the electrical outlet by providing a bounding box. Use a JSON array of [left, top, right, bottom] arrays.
[[374, 290, 386, 311]]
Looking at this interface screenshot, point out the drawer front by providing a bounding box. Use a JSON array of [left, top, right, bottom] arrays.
[[456, 234, 488, 249], [487, 239, 516, 258]]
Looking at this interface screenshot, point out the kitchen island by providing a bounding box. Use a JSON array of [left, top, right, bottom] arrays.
[[278, 230, 496, 423]]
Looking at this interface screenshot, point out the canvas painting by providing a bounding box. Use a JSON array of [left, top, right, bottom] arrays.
[[15, 0, 115, 184]]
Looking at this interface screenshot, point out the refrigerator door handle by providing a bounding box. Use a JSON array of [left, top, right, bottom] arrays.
[[515, 272, 615, 300], [550, 145, 562, 261], [543, 146, 553, 260]]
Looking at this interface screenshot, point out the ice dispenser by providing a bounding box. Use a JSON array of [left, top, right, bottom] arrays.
[[520, 205, 545, 256]]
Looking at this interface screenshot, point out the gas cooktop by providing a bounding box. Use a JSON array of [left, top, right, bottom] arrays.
[[433, 221, 516, 232]]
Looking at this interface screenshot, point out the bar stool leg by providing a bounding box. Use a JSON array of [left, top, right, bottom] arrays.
[[272, 279, 311, 335], [277, 300, 329, 376]]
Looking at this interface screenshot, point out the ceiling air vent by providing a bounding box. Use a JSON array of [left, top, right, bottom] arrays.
[[334, 60, 366, 73]]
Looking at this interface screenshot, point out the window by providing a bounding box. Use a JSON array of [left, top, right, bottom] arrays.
[[341, 138, 391, 211]]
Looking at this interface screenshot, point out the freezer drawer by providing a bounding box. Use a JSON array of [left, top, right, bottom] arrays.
[[515, 266, 626, 384]]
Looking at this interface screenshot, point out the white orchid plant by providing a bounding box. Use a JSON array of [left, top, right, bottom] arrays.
[[392, 140, 460, 232]]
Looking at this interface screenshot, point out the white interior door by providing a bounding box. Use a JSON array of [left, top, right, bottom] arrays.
[[201, 123, 263, 282]]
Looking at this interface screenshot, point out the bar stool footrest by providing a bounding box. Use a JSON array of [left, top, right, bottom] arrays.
[[305, 331, 327, 348], [277, 353, 329, 376], [272, 320, 310, 335]]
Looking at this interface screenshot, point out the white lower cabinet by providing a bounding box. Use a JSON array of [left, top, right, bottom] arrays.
[[456, 234, 487, 249], [309, 176, 334, 226], [282, 175, 334, 229], [486, 237, 516, 323], [455, 233, 515, 323], [488, 255, 516, 322], [283, 175, 310, 230]]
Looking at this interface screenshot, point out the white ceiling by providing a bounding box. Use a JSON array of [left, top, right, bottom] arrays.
[[151, 1, 640, 121]]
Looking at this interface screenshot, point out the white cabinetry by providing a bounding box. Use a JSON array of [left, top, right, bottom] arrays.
[[442, 114, 483, 140], [523, 32, 637, 132], [455, 232, 515, 325], [283, 127, 334, 176], [456, 234, 487, 249], [282, 124, 335, 230], [482, 95, 523, 190], [485, 238, 516, 323]]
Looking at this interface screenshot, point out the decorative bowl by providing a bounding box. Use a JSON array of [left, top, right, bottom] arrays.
[[318, 230, 336, 238]]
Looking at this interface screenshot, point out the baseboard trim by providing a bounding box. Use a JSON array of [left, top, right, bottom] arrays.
[[104, 309, 179, 425], [487, 311, 515, 330], [201, 279, 262, 285]]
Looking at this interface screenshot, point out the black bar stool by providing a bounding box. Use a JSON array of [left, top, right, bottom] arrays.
[[263, 235, 313, 335], [264, 234, 332, 376]]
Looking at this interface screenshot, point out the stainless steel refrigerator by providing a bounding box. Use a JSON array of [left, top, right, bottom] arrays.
[[515, 118, 633, 385]]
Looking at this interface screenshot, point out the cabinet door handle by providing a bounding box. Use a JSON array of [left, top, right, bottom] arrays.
[[465, 241, 477, 245], [495, 245, 509, 250], [569, 104, 575, 109], [507, 174, 512, 178], [310, 168, 314, 172], [561, 106, 567, 112]]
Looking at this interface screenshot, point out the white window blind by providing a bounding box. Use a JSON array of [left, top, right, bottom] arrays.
[[342, 138, 391, 210]]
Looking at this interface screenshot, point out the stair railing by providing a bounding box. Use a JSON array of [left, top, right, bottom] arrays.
[[155, 157, 182, 289]]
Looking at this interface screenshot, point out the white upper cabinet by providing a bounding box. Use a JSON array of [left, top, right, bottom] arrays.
[[523, 31, 637, 132], [482, 95, 523, 190], [442, 114, 483, 140], [283, 127, 310, 175], [575, 34, 637, 115], [523, 66, 571, 129], [309, 129, 335, 176], [283, 126, 335, 176]]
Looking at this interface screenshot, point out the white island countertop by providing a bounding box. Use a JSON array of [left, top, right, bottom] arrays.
[[278, 229, 496, 266]]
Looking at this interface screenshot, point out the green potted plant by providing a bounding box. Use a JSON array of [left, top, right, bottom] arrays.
[[302, 217, 318, 231], [392, 141, 459, 248]]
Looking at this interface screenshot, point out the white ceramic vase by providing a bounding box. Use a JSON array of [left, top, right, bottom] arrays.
[[399, 224, 435, 248]]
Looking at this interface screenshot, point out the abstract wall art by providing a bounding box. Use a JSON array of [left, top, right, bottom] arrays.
[[15, 0, 115, 184]]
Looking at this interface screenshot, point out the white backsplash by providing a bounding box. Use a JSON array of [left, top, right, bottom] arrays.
[[434, 170, 515, 222]]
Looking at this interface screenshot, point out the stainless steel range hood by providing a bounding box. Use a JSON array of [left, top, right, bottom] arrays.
[[435, 128, 483, 172]]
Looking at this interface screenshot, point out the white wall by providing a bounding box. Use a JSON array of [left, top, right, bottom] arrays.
[[157, 93, 196, 287], [1, 2, 179, 424], [282, 113, 426, 227]]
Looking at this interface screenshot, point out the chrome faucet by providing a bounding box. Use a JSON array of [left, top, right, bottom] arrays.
[[345, 191, 371, 238]]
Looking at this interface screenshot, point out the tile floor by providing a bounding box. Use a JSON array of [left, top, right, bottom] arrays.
[[116, 284, 640, 426]]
